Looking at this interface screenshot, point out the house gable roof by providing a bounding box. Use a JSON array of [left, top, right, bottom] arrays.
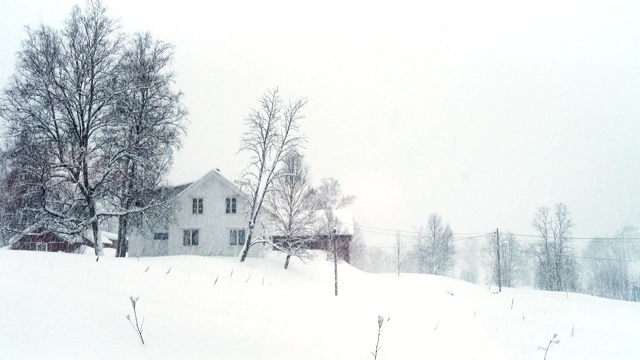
[[172, 169, 242, 200]]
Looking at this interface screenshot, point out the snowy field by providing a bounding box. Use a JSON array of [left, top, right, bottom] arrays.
[[1, 250, 639, 359]]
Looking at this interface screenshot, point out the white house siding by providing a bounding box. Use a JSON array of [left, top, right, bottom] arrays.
[[129, 169, 265, 258]]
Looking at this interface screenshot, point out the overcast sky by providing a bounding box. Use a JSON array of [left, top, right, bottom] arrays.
[[2, 0, 639, 246]]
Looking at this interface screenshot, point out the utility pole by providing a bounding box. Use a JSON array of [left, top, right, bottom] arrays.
[[496, 228, 502, 293], [396, 231, 402, 277], [332, 228, 338, 296]]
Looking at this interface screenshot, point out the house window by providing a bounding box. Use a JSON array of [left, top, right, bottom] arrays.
[[154, 232, 169, 241], [229, 228, 246, 246], [192, 198, 203, 214], [183, 229, 199, 246], [225, 197, 237, 214], [35, 243, 47, 252]]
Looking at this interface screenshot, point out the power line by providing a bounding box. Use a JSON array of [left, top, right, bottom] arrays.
[[345, 222, 490, 237], [511, 233, 640, 242], [350, 223, 640, 243], [364, 242, 640, 263]]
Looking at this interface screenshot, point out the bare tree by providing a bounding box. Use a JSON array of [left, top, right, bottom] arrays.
[[348, 222, 368, 269], [583, 226, 639, 300], [109, 32, 187, 257], [458, 238, 480, 284], [393, 232, 407, 277], [363, 247, 393, 273], [484, 232, 525, 288], [0, 1, 186, 256], [238, 88, 306, 262], [413, 213, 455, 275], [530, 203, 578, 291], [0, 134, 48, 243], [265, 151, 318, 269], [313, 178, 355, 263], [315, 177, 355, 211], [0, 0, 126, 254]]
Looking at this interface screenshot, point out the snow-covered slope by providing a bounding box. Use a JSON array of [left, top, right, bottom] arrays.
[[1, 250, 639, 359]]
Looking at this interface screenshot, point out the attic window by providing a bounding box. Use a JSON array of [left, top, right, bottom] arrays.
[[192, 198, 203, 214], [225, 197, 237, 214]]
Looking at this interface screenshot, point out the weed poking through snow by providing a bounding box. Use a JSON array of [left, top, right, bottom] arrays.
[[538, 333, 559, 360], [126, 296, 145, 345], [371, 315, 390, 360]]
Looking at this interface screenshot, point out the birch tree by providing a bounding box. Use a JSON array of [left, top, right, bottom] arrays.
[[109, 32, 187, 257], [0, 1, 186, 255], [530, 203, 578, 291], [484, 232, 525, 287], [0, 136, 48, 243], [458, 238, 480, 284], [312, 177, 355, 262], [0, 1, 126, 254], [238, 88, 306, 262], [393, 232, 407, 277], [348, 222, 368, 269], [265, 150, 318, 269], [315, 177, 355, 211], [583, 226, 639, 300], [413, 213, 455, 275]]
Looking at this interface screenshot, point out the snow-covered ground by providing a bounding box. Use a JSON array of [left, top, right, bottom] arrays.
[[1, 250, 639, 359]]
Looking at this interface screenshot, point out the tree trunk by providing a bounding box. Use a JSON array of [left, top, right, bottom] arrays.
[[116, 215, 128, 257], [239, 222, 254, 262], [284, 254, 291, 269], [116, 159, 134, 258], [91, 215, 104, 256]]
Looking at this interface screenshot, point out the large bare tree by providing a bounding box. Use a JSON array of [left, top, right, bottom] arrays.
[[109, 32, 187, 257], [1, 1, 125, 254], [238, 88, 306, 262], [0, 1, 186, 255]]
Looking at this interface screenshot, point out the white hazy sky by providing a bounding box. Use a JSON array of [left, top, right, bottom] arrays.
[[2, 0, 639, 246]]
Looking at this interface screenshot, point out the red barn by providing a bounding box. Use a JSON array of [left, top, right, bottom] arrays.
[[11, 227, 93, 253]]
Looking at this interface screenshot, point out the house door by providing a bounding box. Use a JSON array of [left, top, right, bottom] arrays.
[[151, 232, 169, 256], [155, 239, 168, 256]]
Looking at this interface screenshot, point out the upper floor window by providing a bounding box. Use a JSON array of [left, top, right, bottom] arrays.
[[192, 198, 203, 214], [183, 229, 199, 246], [225, 197, 237, 214], [229, 228, 246, 246]]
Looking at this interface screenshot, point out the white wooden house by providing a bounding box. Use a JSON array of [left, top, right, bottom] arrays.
[[128, 169, 264, 257]]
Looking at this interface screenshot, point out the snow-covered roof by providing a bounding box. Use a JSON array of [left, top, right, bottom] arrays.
[[172, 168, 242, 200], [100, 231, 119, 245], [80, 230, 124, 246]]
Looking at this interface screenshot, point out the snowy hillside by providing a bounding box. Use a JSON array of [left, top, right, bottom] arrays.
[[1, 250, 639, 359]]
